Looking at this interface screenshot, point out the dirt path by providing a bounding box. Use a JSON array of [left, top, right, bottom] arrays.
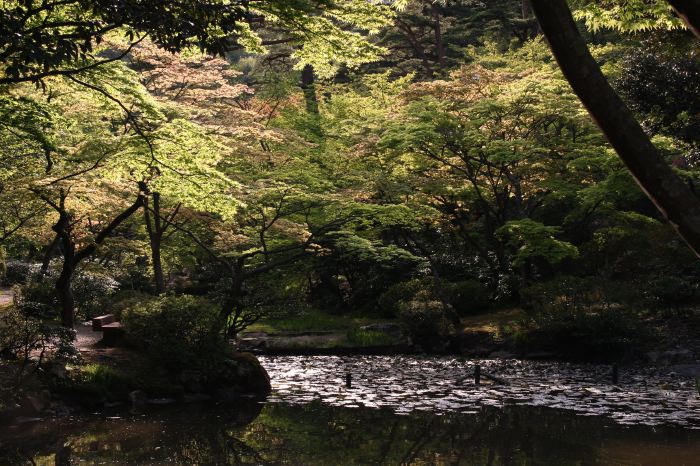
[[75, 324, 136, 366], [0, 287, 14, 307]]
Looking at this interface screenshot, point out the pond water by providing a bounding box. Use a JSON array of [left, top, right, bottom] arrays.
[[1, 356, 699, 465]]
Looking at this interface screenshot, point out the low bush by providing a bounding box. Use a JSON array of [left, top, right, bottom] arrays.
[[0, 307, 77, 388], [515, 275, 654, 361], [378, 278, 491, 318], [122, 294, 228, 374], [519, 275, 641, 312], [345, 328, 396, 347], [398, 296, 458, 352], [1, 261, 41, 286], [376, 279, 432, 318], [108, 289, 156, 319], [644, 275, 700, 310], [19, 269, 119, 320], [510, 307, 654, 362], [438, 279, 491, 316]]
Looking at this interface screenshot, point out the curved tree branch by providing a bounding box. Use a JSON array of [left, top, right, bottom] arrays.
[[531, 0, 700, 258]]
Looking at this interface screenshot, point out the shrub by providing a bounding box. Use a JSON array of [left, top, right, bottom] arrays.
[[108, 289, 156, 319], [438, 279, 491, 316], [345, 328, 395, 347], [378, 278, 491, 318], [511, 307, 654, 362], [644, 275, 700, 310], [1, 261, 41, 286], [398, 296, 458, 352], [20, 269, 119, 320], [122, 294, 228, 373], [514, 275, 655, 361], [520, 275, 639, 311], [376, 279, 432, 318], [0, 307, 77, 387], [71, 271, 120, 319]]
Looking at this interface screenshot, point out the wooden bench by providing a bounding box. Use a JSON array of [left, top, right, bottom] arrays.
[[92, 314, 116, 331], [101, 322, 124, 346], [92, 314, 124, 346]]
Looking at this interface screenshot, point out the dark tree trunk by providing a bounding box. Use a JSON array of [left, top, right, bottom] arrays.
[[223, 273, 245, 339], [667, 0, 700, 39], [522, 0, 534, 18], [531, 0, 700, 258], [431, 2, 445, 69], [52, 213, 76, 328], [47, 193, 144, 328], [39, 233, 60, 279], [56, 263, 75, 328], [300, 64, 319, 115], [144, 191, 166, 294]]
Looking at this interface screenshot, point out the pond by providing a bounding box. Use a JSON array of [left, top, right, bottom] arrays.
[[1, 356, 699, 465]]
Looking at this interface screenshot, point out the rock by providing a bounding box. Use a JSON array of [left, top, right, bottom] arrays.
[[14, 416, 42, 424], [646, 351, 661, 363], [523, 352, 556, 360], [19, 391, 51, 415], [179, 370, 204, 392], [48, 362, 69, 381], [183, 393, 212, 403], [648, 349, 695, 365], [215, 388, 237, 403], [128, 390, 147, 410], [53, 404, 71, 417], [104, 401, 124, 408], [668, 364, 700, 378], [147, 398, 176, 406], [360, 323, 402, 335], [218, 352, 271, 397]]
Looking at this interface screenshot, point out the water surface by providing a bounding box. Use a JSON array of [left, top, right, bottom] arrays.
[[1, 356, 699, 465]]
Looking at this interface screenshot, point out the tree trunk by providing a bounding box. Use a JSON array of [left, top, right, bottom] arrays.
[[300, 64, 319, 115], [222, 274, 245, 339], [666, 0, 700, 39], [431, 2, 445, 70], [52, 214, 76, 329], [144, 191, 166, 294], [39, 233, 60, 279], [56, 262, 75, 329], [531, 0, 700, 258], [522, 0, 534, 18]]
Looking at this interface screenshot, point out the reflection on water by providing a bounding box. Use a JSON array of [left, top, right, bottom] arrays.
[[262, 356, 700, 427], [3, 355, 700, 465], [2, 401, 700, 465]]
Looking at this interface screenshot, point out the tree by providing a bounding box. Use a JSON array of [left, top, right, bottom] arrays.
[[530, 0, 700, 258]]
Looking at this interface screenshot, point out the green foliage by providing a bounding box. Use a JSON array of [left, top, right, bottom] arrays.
[[645, 276, 700, 310], [398, 295, 457, 351], [378, 278, 490, 317], [573, 0, 685, 33], [515, 275, 655, 361], [511, 307, 654, 363], [107, 289, 157, 319], [438, 279, 491, 316], [497, 220, 579, 268], [377, 279, 432, 318], [0, 307, 77, 374], [75, 364, 137, 400], [345, 328, 396, 347], [122, 295, 228, 373], [21, 270, 119, 320]]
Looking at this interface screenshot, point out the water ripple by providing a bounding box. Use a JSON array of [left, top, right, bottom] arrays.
[[259, 356, 700, 428]]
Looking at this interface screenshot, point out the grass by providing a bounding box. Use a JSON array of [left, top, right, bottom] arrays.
[[460, 308, 525, 336], [246, 311, 386, 334], [345, 328, 396, 347]]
